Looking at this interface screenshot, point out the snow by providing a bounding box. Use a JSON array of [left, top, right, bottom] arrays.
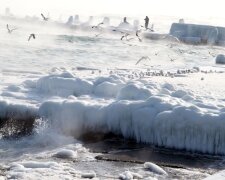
[[144, 162, 168, 175], [54, 149, 77, 159], [36, 73, 93, 97], [1, 71, 225, 154], [119, 171, 143, 180], [204, 170, 225, 180], [117, 84, 151, 100], [1, 13, 225, 179]]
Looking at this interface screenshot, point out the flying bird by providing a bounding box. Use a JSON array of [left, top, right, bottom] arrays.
[[141, 24, 154, 32], [41, 13, 49, 21], [6, 24, 17, 33], [136, 29, 142, 42], [135, 56, 151, 65], [168, 55, 175, 62], [208, 51, 216, 57], [92, 22, 104, 29], [28, 34, 36, 41], [95, 33, 103, 37], [121, 33, 130, 40]]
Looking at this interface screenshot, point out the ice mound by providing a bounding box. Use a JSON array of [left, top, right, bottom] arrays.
[[7, 161, 72, 179], [0, 100, 37, 120], [3, 73, 225, 154], [94, 81, 124, 98], [117, 84, 151, 100], [38, 92, 225, 154], [36, 74, 93, 97], [144, 162, 168, 175], [204, 170, 225, 180], [81, 171, 96, 179], [215, 54, 225, 64], [0, 100, 38, 137], [18, 161, 59, 169], [54, 149, 77, 159], [119, 171, 143, 180]]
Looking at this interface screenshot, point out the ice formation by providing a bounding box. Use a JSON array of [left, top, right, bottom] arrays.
[[119, 171, 143, 180], [215, 54, 225, 64], [53, 149, 77, 159], [144, 162, 168, 175], [1, 71, 225, 155], [170, 23, 225, 45]]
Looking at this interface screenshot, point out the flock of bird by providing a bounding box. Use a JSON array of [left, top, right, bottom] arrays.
[[5, 14, 217, 71], [6, 13, 49, 41], [6, 14, 160, 66]]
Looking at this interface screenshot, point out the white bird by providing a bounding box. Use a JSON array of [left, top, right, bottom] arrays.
[[6, 24, 17, 33], [208, 51, 216, 57], [28, 34, 36, 41], [168, 55, 175, 62], [95, 33, 103, 37], [136, 56, 151, 65], [136, 29, 142, 42], [141, 24, 154, 32], [121, 33, 130, 40], [92, 22, 104, 29]]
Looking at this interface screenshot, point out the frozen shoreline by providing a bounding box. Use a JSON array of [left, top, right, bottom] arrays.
[[1, 15, 225, 179]]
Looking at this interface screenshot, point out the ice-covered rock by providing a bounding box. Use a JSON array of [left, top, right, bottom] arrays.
[[117, 84, 151, 100], [170, 23, 225, 45], [119, 171, 143, 180], [144, 162, 168, 175], [66, 16, 73, 26], [73, 15, 80, 25], [36, 73, 93, 97], [94, 81, 124, 98], [215, 54, 225, 64], [54, 149, 77, 159], [81, 171, 96, 179], [179, 19, 185, 24]]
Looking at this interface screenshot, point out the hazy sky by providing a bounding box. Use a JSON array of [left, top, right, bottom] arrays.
[[1, 0, 225, 18]]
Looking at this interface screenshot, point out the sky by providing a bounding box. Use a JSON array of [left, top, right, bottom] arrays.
[[1, 0, 225, 19]]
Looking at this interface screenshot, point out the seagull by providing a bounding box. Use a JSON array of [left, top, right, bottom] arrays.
[[136, 29, 142, 42], [92, 22, 104, 29], [112, 29, 133, 41], [28, 34, 36, 41], [136, 56, 151, 65], [208, 51, 216, 57], [149, 24, 154, 32], [95, 33, 103, 37], [68, 39, 73, 43], [168, 55, 175, 62], [141, 24, 154, 32], [6, 24, 17, 33], [121, 33, 130, 40], [41, 13, 49, 21]]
